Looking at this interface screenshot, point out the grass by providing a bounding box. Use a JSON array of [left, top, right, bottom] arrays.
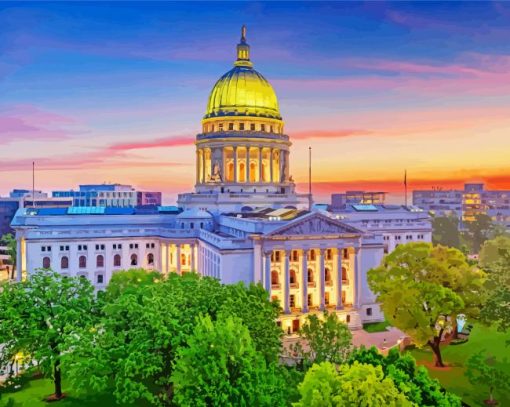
[[363, 319, 390, 333], [409, 324, 510, 407], [0, 374, 144, 407]]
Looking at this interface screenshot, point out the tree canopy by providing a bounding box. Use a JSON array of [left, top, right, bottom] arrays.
[[0, 270, 97, 400], [432, 215, 461, 249], [295, 361, 412, 407], [368, 242, 486, 367]]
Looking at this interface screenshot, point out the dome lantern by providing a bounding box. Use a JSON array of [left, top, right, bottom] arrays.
[[234, 25, 253, 68]]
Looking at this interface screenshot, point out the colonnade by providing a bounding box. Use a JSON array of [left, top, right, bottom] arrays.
[[197, 146, 289, 184], [263, 247, 360, 314], [160, 242, 197, 274]]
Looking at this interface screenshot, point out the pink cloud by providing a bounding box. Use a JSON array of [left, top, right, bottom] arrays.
[[0, 104, 81, 144], [107, 135, 195, 152], [291, 129, 373, 140]]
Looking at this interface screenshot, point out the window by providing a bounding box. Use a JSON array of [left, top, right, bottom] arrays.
[[61, 256, 69, 269], [250, 123, 255, 131], [346, 314, 351, 323], [326, 249, 332, 260], [325, 268, 331, 283], [147, 253, 154, 265], [97, 274, 104, 284], [146, 243, 150, 249], [42, 246, 46, 252], [151, 243, 155, 249], [366, 307, 372, 316], [307, 269, 314, 283], [325, 292, 330, 305], [342, 267, 348, 282], [289, 294, 295, 308], [307, 294, 312, 306], [271, 251, 281, 263], [190, 222, 194, 229], [343, 249, 349, 259], [200, 222, 204, 228], [261, 124, 265, 132], [291, 250, 299, 261], [114, 254, 121, 267], [181, 253, 186, 266], [271, 271, 279, 286], [42, 257, 51, 269], [228, 123, 234, 130], [79, 256, 87, 269], [239, 123, 245, 130], [290, 270, 297, 285], [270, 126, 273, 132], [308, 250, 316, 261], [218, 123, 223, 131], [130, 254, 138, 266], [96, 255, 104, 268]]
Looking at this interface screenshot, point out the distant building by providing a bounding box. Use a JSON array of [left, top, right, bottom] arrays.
[[53, 184, 162, 208], [137, 191, 162, 206], [0, 200, 19, 236], [331, 191, 386, 210], [413, 183, 510, 225]]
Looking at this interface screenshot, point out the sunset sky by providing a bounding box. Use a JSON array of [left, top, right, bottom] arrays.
[[1, 2, 510, 203]]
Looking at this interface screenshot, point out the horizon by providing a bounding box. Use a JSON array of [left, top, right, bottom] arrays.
[[2, 2, 510, 203]]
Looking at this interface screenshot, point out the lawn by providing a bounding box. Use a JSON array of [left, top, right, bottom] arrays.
[[409, 324, 510, 407], [0, 375, 146, 407], [363, 319, 390, 333]]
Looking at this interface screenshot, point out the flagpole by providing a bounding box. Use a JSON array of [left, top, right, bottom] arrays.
[[404, 169, 408, 207], [308, 146, 312, 211], [32, 161, 36, 208]]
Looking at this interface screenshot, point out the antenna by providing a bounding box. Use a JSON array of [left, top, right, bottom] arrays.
[[308, 146, 312, 211]]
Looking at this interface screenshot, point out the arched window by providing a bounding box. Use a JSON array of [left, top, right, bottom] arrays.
[[96, 255, 104, 268], [61, 256, 69, 270], [114, 254, 121, 267], [271, 270, 279, 286], [325, 268, 331, 283], [180, 253, 186, 266], [147, 253, 154, 265], [309, 250, 316, 261], [307, 268, 314, 283], [290, 269, 297, 285], [342, 267, 348, 281], [130, 254, 138, 266], [79, 255, 87, 269], [42, 257, 51, 269]]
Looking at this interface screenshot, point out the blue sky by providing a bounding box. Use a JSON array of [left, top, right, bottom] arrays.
[[2, 2, 510, 202]]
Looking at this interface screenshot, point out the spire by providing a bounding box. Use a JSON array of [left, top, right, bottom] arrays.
[[235, 25, 253, 68]]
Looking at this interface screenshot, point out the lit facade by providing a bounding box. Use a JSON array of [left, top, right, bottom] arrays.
[[11, 27, 432, 332]]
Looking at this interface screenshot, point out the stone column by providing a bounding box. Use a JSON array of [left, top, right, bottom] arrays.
[[354, 247, 361, 308], [264, 251, 271, 292], [245, 146, 250, 183], [269, 149, 273, 184], [283, 249, 290, 314], [258, 147, 263, 183], [336, 247, 343, 310], [190, 243, 196, 272], [176, 244, 181, 275], [301, 249, 308, 313], [319, 248, 325, 310], [233, 146, 238, 183], [16, 236, 22, 281]]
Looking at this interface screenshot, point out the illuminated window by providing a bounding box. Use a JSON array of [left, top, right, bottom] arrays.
[[250, 123, 256, 131], [61, 256, 69, 270], [228, 123, 234, 130], [239, 123, 245, 130], [43, 257, 51, 269]]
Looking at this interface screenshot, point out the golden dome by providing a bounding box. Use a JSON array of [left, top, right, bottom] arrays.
[[204, 26, 282, 120]]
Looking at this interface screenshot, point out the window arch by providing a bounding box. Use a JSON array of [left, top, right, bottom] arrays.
[[147, 253, 154, 265], [96, 255, 104, 268], [42, 257, 51, 269], [307, 268, 314, 283], [325, 267, 331, 283], [79, 255, 87, 269], [289, 269, 297, 285], [114, 254, 121, 267], [271, 270, 279, 286], [61, 256, 69, 270], [130, 254, 138, 266]]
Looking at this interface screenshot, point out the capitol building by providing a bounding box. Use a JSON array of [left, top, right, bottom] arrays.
[[12, 28, 431, 332]]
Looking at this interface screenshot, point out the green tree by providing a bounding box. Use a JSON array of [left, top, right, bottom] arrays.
[[172, 314, 286, 407], [295, 361, 412, 407], [349, 347, 461, 406], [464, 214, 495, 254], [368, 243, 486, 367], [465, 351, 510, 405], [0, 270, 97, 400], [1, 233, 17, 280], [103, 267, 162, 301], [479, 235, 510, 269], [432, 215, 460, 248], [292, 310, 352, 368]]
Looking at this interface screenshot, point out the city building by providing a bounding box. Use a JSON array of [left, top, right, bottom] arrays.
[[331, 191, 386, 210], [52, 184, 162, 208], [11, 27, 432, 332], [413, 183, 510, 225]]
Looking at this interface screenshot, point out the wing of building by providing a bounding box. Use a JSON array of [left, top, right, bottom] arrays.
[[11, 27, 431, 333]]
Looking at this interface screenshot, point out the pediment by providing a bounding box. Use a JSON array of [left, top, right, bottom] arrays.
[[267, 212, 362, 237]]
